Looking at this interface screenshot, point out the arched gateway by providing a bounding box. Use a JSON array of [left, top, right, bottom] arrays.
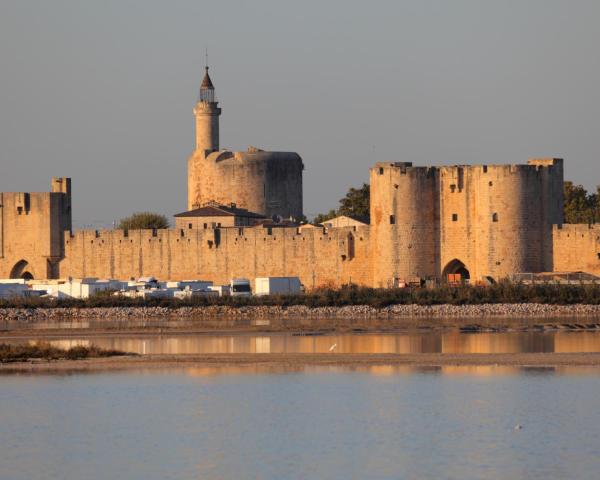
[[442, 259, 470, 283], [9, 260, 34, 280]]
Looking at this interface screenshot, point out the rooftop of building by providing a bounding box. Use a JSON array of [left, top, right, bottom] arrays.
[[174, 203, 266, 219], [321, 214, 369, 226]]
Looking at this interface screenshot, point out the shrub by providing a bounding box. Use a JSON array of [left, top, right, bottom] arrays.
[[0, 342, 130, 363], [0, 282, 599, 309], [118, 212, 169, 230]]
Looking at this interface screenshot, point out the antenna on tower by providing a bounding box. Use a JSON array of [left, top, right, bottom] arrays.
[[205, 47, 208, 69]]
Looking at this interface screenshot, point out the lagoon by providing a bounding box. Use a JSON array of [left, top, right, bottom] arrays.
[[1, 366, 600, 479]]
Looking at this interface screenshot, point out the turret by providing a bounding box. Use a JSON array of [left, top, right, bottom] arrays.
[[194, 66, 221, 154]]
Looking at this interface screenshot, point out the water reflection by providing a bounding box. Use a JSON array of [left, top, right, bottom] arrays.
[[25, 331, 600, 355], [2, 364, 600, 480], [181, 364, 600, 379]]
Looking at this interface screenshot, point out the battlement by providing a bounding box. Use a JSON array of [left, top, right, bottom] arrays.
[[371, 160, 563, 186], [59, 224, 371, 287], [553, 223, 600, 276], [0, 179, 72, 279], [554, 223, 600, 235]]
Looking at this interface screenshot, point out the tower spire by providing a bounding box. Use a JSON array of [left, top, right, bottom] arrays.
[[199, 52, 215, 102]]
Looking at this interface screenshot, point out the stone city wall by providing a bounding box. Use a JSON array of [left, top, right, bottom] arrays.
[[552, 224, 600, 276], [59, 225, 372, 288]]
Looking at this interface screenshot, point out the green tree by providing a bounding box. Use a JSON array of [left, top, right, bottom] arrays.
[[563, 181, 597, 224], [338, 183, 370, 218], [118, 212, 169, 230], [313, 183, 370, 224], [313, 209, 337, 225]]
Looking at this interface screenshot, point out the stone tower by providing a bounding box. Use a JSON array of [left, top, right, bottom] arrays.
[[369, 159, 564, 287], [188, 67, 221, 210], [187, 66, 304, 219], [194, 66, 221, 155]]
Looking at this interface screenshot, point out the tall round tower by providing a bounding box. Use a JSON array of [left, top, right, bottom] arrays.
[[188, 67, 221, 210], [187, 66, 304, 219], [195, 66, 221, 154], [369, 162, 438, 287]]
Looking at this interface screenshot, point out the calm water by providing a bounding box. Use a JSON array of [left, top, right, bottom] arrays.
[[9, 330, 600, 354], [1, 366, 600, 480]]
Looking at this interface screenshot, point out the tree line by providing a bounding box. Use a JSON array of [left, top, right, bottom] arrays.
[[563, 182, 600, 224]]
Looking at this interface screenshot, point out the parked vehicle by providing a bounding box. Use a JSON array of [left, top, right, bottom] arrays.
[[208, 285, 231, 297], [254, 277, 302, 296], [230, 278, 252, 296]]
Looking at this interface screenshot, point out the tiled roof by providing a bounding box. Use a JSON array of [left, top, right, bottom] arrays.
[[174, 204, 265, 219], [200, 67, 214, 89]]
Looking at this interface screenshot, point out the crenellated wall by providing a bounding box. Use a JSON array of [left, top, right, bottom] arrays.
[[439, 159, 563, 280], [59, 225, 372, 288], [369, 159, 564, 285], [0, 179, 71, 279], [3, 159, 597, 287], [552, 224, 600, 276]]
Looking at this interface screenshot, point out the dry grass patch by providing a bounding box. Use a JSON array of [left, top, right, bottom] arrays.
[[0, 342, 132, 363]]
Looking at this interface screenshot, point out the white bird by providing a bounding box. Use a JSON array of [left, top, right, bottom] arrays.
[[329, 343, 337, 352], [514, 424, 523, 430]]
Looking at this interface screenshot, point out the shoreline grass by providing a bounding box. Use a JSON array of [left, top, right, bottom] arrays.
[[0, 342, 132, 363], [0, 283, 599, 309]]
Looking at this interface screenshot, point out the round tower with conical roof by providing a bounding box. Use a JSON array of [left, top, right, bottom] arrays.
[[194, 66, 221, 154], [187, 65, 304, 218]]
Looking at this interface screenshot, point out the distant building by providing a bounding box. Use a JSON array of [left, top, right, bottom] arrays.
[[322, 215, 369, 229], [174, 203, 265, 230]]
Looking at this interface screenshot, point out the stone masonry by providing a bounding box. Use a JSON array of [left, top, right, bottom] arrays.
[[0, 69, 598, 285]]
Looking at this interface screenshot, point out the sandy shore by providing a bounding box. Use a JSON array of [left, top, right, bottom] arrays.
[[3, 352, 600, 372]]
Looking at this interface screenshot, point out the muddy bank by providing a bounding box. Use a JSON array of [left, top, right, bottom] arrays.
[[3, 352, 600, 372], [3, 303, 600, 324]]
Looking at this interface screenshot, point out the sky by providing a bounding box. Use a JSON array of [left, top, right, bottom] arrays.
[[0, 0, 598, 227]]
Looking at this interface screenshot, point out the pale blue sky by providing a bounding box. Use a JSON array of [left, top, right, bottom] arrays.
[[0, 0, 598, 226]]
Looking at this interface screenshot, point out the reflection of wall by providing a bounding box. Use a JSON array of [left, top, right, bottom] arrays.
[[553, 332, 600, 353], [441, 332, 555, 354], [47, 332, 600, 356]]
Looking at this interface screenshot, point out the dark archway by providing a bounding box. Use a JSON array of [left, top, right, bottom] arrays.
[[9, 260, 34, 280], [442, 259, 470, 282]]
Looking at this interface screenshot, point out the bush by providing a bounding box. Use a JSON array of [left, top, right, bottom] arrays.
[[118, 212, 169, 230], [0, 342, 130, 363], [0, 282, 599, 310]]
